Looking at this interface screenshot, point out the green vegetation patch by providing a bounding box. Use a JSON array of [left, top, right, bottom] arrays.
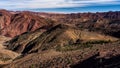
[[56, 40, 111, 52], [0, 57, 11, 62]]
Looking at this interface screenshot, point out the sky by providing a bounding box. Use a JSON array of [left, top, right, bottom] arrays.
[[0, 0, 120, 13]]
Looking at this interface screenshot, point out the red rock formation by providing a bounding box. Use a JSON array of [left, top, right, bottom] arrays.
[[0, 10, 54, 37], [0, 9, 12, 29]]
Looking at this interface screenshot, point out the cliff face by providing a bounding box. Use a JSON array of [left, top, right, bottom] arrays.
[[0, 10, 53, 37]]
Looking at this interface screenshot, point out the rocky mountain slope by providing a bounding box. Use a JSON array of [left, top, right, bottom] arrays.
[[39, 11, 120, 38], [0, 36, 19, 65], [0, 10, 120, 38], [0, 10, 54, 37], [5, 24, 118, 54]]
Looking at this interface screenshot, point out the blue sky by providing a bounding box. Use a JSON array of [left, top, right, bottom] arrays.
[[0, 0, 120, 13]]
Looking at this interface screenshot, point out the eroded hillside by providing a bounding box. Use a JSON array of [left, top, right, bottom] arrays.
[[0, 10, 54, 37], [5, 24, 118, 54]]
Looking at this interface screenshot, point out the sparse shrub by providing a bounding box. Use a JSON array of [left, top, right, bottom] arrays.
[[29, 64, 35, 68], [56, 45, 62, 51], [85, 40, 111, 45], [0, 57, 11, 62], [13, 55, 24, 61], [55, 40, 111, 52]]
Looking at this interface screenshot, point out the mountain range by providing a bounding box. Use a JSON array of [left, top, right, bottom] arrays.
[[0, 10, 120, 68]]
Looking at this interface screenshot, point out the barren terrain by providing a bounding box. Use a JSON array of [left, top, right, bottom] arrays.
[[0, 36, 20, 65], [0, 10, 120, 68]]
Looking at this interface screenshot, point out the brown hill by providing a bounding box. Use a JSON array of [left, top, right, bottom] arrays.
[[39, 11, 120, 38], [0, 10, 54, 37], [5, 24, 118, 54]]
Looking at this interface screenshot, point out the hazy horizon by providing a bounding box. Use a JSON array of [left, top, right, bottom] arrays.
[[0, 0, 120, 13]]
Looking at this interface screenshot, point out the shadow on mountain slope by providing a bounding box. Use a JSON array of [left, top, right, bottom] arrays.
[[71, 53, 120, 68]]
